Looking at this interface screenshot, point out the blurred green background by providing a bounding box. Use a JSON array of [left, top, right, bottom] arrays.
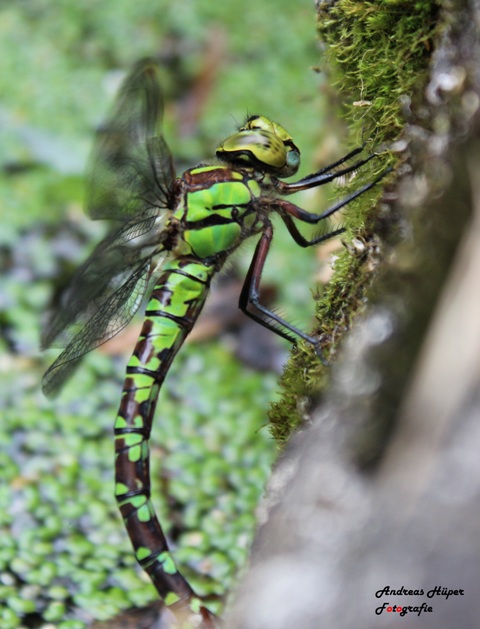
[[0, 1, 339, 627]]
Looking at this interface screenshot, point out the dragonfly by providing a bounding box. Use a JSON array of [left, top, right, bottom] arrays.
[[42, 59, 386, 627]]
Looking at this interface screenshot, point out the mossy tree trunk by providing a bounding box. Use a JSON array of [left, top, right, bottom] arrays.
[[227, 1, 480, 627]]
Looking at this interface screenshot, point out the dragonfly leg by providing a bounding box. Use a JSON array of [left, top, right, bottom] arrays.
[[240, 167, 390, 359], [298, 144, 366, 179], [274, 152, 378, 194], [275, 167, 391, 224], [239, 222, 326, 360], [280, 213, 346, 247]]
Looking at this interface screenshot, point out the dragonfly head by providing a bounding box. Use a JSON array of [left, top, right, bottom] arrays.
[[216, 115, 300, 178]]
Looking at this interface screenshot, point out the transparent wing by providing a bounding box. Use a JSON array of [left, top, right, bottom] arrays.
[[42, 59, 178, 397], [87, 58, 176, 220], [42, 216, 168, 397]]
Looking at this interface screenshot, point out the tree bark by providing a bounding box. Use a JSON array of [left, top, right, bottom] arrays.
[[227, 2, 480, 627]]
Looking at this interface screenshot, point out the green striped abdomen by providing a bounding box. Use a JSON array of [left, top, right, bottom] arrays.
[[114, 257, 215, 609]]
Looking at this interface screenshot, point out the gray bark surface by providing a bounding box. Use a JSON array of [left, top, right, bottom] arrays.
[[227, 2, 480, 627]]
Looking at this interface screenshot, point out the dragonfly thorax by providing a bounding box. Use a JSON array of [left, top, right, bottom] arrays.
[[172, 165, 262, 261], [216, 115, 300, 179]]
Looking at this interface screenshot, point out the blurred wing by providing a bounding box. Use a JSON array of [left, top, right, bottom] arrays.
[[41, 216, 168, 397], [42, 262, 150, 398], [87, 58, 176, 220]]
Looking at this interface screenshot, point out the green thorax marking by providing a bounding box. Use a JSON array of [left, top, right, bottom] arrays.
[[173, 166, 262, 260]]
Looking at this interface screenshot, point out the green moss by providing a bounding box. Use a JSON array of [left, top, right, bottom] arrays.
[[270, 0, 440, 442], [318, 0, 439, 136]]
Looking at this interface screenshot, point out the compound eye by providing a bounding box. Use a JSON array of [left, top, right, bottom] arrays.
[[217, 129, 288, 168], [286, 149, 300, 170], [248, 131, 288, 169], [216, 118, 301, 177]]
